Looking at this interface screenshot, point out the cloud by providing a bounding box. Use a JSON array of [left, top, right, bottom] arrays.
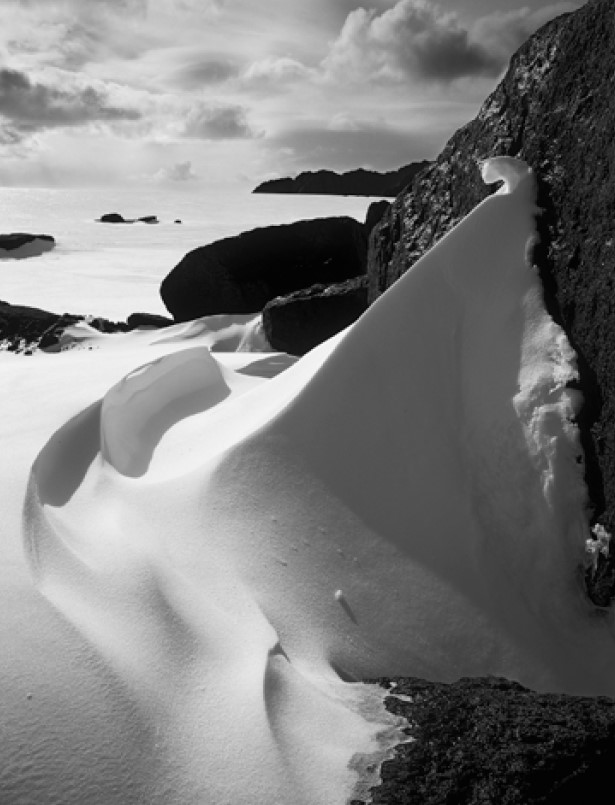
[[322, 0, 580, 85], [0, 121, 22, 144], [182, 103, 255, 139], [327, 113, 361, 132], [262, 123, 440, 173], [171, 57, 238, 88], [1, 0, 153, 71], [241, 57, 311, 88], [0, 0, 146, 13], [154, 160, 197, 181], [0, 68, 141, 135]]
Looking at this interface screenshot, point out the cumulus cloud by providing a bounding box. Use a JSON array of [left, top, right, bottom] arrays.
[[182, 103, 255, 139], [323, 0, 580, 84], [0, 68, 141, 135], [154, 160, 197, 181]]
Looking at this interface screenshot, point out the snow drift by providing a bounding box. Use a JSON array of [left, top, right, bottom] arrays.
[[6, 157, 615, 804]]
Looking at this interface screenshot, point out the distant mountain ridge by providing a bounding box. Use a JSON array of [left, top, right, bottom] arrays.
[[253, 162, 430, 198]]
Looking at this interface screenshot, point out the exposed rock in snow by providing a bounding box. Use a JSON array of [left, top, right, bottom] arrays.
[[262, 277, 368, 356], [358, 676, 615, 805]]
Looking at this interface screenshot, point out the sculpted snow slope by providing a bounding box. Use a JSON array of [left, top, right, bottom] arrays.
[[8, 157, 615, 805]]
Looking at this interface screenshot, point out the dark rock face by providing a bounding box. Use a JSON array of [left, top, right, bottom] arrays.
[[0, 233, 55, 258], [366, 0, 615, 605], [0, 301, 63, 352], [262, 277, 368, 356], [160, 216, 368, 321], [253, 162, 430, 198], [365, 200, 390, 236], [354, 676, 615, 805]]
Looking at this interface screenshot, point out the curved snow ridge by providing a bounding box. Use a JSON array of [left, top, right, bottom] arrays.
[[20, 157, 615, 805], [101, 346, 232, 477], [480, 155, 534, 195]]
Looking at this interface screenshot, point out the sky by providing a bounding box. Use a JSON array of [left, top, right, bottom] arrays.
[[0, 0, 583, 187]]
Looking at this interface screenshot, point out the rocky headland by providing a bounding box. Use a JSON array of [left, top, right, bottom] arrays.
[[253, 162, 429, 198]]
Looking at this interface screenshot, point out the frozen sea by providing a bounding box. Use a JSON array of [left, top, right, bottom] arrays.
[[0, 185, 379, 321]]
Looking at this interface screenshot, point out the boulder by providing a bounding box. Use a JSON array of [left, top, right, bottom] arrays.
[[262, 277, 368, 356], [366, 0, 615, 605], [354, 676, 615, 805], [0, 233, 55, 258], [98, 213, 127, 223], [126, 312, 174, 329], [0, 300, 61, 352], [160, 216, 368, 321]]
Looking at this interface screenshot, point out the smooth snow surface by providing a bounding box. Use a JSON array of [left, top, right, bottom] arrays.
[[3, 157, 615, 804]]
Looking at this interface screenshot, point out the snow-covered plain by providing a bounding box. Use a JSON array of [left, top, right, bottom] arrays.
[[3, 158, 615, 804]]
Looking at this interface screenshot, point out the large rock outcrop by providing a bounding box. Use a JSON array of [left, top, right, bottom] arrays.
[[253, 162, 429, 198], [366, 0, 615, 605], [354, 676, 615, 805], [160, 216, 367, 321]]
